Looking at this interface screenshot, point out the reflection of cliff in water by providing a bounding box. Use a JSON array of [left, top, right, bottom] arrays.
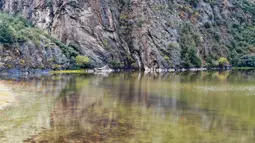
[[14, 72, 255, 142], [96, 72, 255, 133]]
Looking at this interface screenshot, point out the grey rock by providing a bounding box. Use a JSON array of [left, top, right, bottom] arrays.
[[0, 0, 253, 70]]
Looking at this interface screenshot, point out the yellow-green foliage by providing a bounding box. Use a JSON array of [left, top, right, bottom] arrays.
[[218, 57, 229, 66], [75, 55, 90, 68], [164, 55, 170, 61], [119, 13, 128, 20], [50, 70, 89, 74]]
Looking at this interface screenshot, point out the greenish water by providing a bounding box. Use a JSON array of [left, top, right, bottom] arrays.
[[1, 71, 255, 143]]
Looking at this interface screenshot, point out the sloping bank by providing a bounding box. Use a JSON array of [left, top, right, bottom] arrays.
[[0, 13, 79, 72]]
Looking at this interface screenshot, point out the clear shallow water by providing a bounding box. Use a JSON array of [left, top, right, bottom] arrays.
[[1, 71, 255, 143]]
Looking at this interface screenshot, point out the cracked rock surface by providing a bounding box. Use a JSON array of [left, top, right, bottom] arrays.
[[0, 0, 254, 70]]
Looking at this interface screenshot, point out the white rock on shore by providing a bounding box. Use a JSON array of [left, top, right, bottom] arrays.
[[94, 65, 114, 72]]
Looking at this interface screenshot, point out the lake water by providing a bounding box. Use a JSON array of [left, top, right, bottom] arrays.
[[1, 70, 255, 143]]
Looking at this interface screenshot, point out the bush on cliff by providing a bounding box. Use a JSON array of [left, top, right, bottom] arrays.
[[75, 55, 90, 68], [0, 22, 17, 44], [0, 12, 79, 62], [218, 57, 230, 67], [237, 55, 255, 67], [180, 23, 202, 68]]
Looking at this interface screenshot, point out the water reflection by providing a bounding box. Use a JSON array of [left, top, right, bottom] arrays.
[[1, 71, 255, 142]]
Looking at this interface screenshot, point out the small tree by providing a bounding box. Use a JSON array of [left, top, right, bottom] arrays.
[[75, 55, 90, 68], [218, 57, 229, 67]]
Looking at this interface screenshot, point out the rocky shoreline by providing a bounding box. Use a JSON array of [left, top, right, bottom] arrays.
[[0, 66, 236, 77]]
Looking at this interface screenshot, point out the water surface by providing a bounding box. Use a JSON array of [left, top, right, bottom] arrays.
[[1, 71, 255, 143]]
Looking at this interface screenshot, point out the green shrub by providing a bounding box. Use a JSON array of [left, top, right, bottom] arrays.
[[120, 13, 129, 20], [204, 0, 217, 5], [218, 57, 229, 66], [119, 0, 131, 7], [205, 57, 218, 67], [46, 0, 53, 7], [179, 22, 202, 68], [237, 55, 255, 67], [49, 37, 79, 58], [185, 0, 199, 7], [228, 21, 255, 66], [75, 55, 90, 68], [110, 60, 124, 69], [137, 19, 143, 27], [0, 12, 79, 59], [189, 48, 202, 67], [0, 22, 17, 44], [164, 55, 170, 61], [204, 22, 211, 29]]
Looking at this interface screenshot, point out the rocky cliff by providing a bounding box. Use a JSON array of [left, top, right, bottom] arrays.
[[0, 0, 254, 70], [0, 12, 77, 71]]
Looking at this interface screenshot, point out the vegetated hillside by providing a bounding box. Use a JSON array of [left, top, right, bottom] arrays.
[[0, 13, 80, 71], [0, 0, 254, 70]]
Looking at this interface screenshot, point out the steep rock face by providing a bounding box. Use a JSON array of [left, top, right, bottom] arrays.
[[0, 0, 125, 68], [0, 39, 69, 71], [117, 0, 254, 69], [1, 0, 254, 70]]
